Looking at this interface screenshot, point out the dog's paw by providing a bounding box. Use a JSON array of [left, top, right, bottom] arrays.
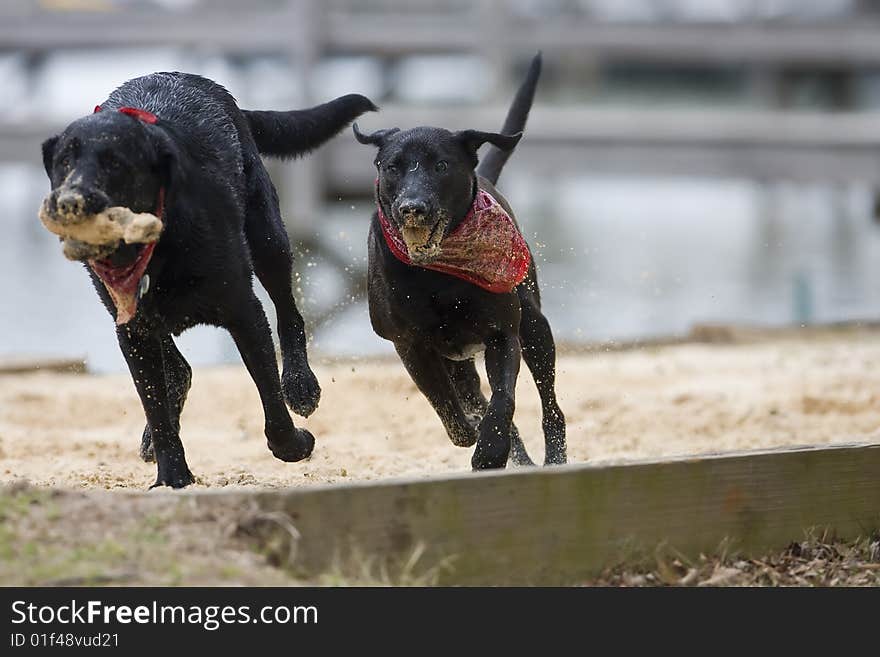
[[471, 439, 510, 471], [139, 426, 155, 462], [445, 414, 478, 447], [150, 441, 194, 489], [267, 426, 315, 463], [150, 461, 195, 489], [282, 367, 321, 418]]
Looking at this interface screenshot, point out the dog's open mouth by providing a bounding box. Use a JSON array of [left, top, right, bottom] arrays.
[[38, 195, 163, 325], [89, 243, 156, 325], [401, 216, 447, 264]]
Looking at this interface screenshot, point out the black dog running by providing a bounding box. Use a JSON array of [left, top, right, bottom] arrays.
[[353, 53, 566, 469], [40, 72, 376, 488]]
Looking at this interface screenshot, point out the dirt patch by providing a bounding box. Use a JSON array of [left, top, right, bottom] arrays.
[[2, 334, 880, 490], [3, 331, 879, 585]]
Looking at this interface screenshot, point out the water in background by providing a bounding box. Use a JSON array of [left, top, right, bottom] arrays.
[[4, 164, 880, 372]]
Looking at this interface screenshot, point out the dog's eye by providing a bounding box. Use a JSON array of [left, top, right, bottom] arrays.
[[100, 152, 122, 172], [435, 160, 448, 173]]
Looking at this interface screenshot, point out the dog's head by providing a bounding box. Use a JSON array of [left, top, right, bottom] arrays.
[[41, 107, 180, 323], [353, 124, 520, 264]]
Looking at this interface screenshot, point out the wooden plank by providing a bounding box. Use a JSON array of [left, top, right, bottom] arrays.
[[0, 356, 87, 375], [199, 442, 880, 585]]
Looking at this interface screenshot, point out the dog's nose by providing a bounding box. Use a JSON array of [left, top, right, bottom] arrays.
[[54, 186, 110, 216], [55, 190, 85, 216], [399, 200, 429, 217]]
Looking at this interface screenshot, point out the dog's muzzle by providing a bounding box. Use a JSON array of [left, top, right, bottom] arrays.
[[38, 186, 165, 325], [397, 211, 447, 264]]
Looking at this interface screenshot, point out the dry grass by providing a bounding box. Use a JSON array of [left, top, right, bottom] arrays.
[[0, 482, 300, 586], [590, 531, 880, 587], [0, 483, 455, 587]]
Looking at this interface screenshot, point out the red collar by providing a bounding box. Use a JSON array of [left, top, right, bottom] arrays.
[[377, 189, 531, 293], [94, 104, 158, 124]]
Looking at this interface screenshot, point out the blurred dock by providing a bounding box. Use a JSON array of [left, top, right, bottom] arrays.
[[5, 1, 880, 228]]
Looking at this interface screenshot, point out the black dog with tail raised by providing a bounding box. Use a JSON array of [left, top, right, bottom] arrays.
[[353, 54, 566, 469], [40, 72, 375, 487]]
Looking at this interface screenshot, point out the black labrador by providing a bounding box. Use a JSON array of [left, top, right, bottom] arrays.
[[40, 72, 375, 488], [353, 54, 566, 469]]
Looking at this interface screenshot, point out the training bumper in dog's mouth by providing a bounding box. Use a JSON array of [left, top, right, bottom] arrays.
[[39, 201, 163, 253], [400, 216, 448, 264], [378, 189, 531, 293], [38, 193, 164, 325]]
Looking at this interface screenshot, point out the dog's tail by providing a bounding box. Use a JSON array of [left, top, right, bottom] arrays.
[[244, 94, 377, 159], [476, 52, 542, 185]]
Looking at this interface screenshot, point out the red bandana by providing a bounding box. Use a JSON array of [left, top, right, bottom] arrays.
[[377, 189, 531, 293]]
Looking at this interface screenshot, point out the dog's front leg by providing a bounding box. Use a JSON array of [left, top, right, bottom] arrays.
[[117, 325, 195, 489], [394, 343, 477, 448], [226, 294, 315, 463], [474, 332, 521, 470], [139, 335, 192, 463]]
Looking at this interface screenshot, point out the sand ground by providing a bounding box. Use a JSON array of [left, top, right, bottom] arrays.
[[2, 329, 880, 491]]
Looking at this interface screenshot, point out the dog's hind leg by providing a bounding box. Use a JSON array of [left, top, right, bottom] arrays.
[[244, 167, 321, 418], [519, 294, 567, 465], [117, 326, 195, 489], [226, 290, 315, 463], [446, 358, 535, 467], [395, 343, 477, 449], [139, 335, 192, 463]]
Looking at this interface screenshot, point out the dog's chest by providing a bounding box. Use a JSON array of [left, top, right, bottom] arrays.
[[397, 286, 490, 355], [370, 227, 520, 354]]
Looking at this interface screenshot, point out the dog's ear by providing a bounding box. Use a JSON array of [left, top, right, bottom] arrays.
[[147, 126, 186, 189], [454, 130, 522, 157], [353, 123, 400, 147], [41, 136, 59, 178]]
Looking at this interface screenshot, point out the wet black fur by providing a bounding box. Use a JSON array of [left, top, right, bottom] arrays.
[[353, 53, 566, 469], [41, 72, 376, 488]]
